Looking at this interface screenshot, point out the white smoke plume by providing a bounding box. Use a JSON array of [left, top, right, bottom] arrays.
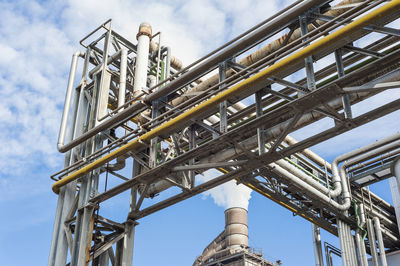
[[197, 169, 252, 210]]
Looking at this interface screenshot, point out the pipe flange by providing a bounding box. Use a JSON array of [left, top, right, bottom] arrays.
[[136, 22, 152, 40]]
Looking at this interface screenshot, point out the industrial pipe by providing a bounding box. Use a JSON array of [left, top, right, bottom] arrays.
[[150, 41, 182, 71], [271, 161, 351, 211], [145, 0, 328, 103], [52, 0, 400, 194], [57, 51, 84, 152], [355, 230, 368, 266], [331, 132, 400, 199], [367, 218, 379, 266], [373, 217, 388, 266], [393, 157, 400, 196], [118, 48, 128, 110], [312, 224, 324, 266], [133, 22, 151, 98], [169, 0, 364, 108]]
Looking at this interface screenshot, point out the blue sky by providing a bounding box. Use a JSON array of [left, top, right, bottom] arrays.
[[0, 0, 399, 265]]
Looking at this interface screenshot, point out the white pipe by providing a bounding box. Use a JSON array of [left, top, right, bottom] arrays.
[[133, 22, 151, 98], [57, 51, 84, 151], [331, 133, 400, 200], [355, 230, 368, 266], [271, 162, 351, 211], [389, 175, 400, 235], [367, 218, 379, 266], [118, 48, 128, 111], [312, 224, 324, 266], [393, 157, 400, 197], [338, 220, 351, 266], [373, 217, 388, 266]]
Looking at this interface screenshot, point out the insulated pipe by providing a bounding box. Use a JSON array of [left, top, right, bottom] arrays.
[[331, 132, 400, 199], [271, 161, 351, 211], [133, 22, 151, 98], [373, 217, 388, 266], [338, 220, 351, 265], [285, 135, 332, 172], [359, 203, 366, 228], [57, 51, 84, 152], [276, 158, 331, 194], [145, 0, 327, 103], [51, 1, 400, 194], [389, 174, 400, 235], [224, 207, 248, 249], [118, 48, 128, 110], [312, 224, 324, 266], [367, 218, 379, 266], [149, 41, 182, 71], [393, 157, 400, 196], [355, 230, 368, 266], [169, 0, 362, 108]]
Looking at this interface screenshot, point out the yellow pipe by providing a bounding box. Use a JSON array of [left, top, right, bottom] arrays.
[[52, 0, 400, 194]]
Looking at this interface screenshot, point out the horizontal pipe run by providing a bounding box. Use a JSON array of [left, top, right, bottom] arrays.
[[144, 0, 327, 103], [57, 101, 146, 153], [171, 161, 248, 171], [331, 131, 400, 199], [52, 0, 400, 193], [272, 162, 351, 211]]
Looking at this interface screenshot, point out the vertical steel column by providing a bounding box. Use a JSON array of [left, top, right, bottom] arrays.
[[373, 217, 388, 266], [255, 89, 265, 155], [219, 61, 227, 133], [96, 27, 112, 126], [299, 14, 316, 93], [312, 224, 324, 266], [118, 160, 140, 266], [189, 125, 196, 188], [366, 218, 379, 266], [334, 49, 352, 119], [149, 100, 159, 168], [97, 251, 109, 266], [71, 64, 103, 265]]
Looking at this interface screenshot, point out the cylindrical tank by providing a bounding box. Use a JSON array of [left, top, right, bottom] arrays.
[[225, 207, 248, 249]]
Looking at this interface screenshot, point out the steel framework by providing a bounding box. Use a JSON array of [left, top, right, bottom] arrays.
[[49, 0, 400, 265]]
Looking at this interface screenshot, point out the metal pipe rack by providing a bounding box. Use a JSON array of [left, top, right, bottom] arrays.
[[48, 1, 400, 265]]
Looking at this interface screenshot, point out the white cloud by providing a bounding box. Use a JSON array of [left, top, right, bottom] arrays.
[[198, 169, 252, 210], [0, 0, 399, 240]]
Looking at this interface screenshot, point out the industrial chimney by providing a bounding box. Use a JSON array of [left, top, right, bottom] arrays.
[[224, 207, 249, 249], [193, 207, 277, 266]]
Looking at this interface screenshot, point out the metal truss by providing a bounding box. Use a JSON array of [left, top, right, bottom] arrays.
[[49, 1, 400, 265]]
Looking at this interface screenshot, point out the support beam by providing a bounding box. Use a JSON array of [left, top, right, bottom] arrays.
[[334, 48, 352, 119]]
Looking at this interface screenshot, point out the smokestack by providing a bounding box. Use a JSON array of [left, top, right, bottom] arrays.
[[225, 207, 248, 249]]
